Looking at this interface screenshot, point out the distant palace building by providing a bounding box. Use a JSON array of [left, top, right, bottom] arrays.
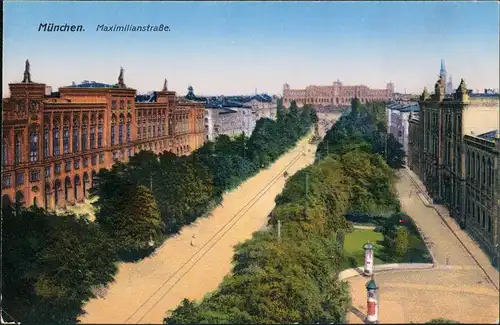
[[1, 60, 205, 210], [408, 76, 500, 264], [282, 80, 394, 108]]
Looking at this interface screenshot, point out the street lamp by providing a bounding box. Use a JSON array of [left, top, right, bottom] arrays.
[[365, 275, 380, 324], [363, 242, 375, 276], [495, 243, 499, 269]]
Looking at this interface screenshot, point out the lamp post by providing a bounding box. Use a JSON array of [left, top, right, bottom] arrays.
[[363, 242, 375, 276], [365, 275, 380, 324]]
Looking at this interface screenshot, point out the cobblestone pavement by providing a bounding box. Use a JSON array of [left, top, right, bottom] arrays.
[[396, 170, 478, 266], [346, 269, 499, 324], [346, 170, 500, 324], [403, 167, 499, 289], [79, 135, 319, 324]]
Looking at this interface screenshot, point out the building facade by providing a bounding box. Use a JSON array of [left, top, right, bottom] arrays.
[[386, 102, 420, 157], [203, 99, 255, 142], [184, 86, 272, 141], [1, 61, 205, 210], [282, 80, 394, 108], [239, 94, 277, 120], [408, 76, 500, 263]]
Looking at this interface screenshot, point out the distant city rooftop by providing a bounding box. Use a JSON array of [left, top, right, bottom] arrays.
[[477, 130, 499, 141], [66, 80, 118, 88], [387, 102, 420, 112]]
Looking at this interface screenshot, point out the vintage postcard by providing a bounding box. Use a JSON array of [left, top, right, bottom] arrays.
[[2, 1, 499, 324]]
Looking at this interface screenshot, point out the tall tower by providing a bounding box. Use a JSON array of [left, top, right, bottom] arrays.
[[446, 75, 453, 95], [440, 59, 447, 82]]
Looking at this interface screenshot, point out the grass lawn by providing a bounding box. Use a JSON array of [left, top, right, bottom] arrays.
[[340, 228, 432, 270], [340, 229, 386, 270]]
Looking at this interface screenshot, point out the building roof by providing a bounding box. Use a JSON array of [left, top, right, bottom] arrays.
[[469, 93, 499, 98], [387, 102, 420, 112], [185, 86, 273, 105], [135, 92, 157, 102], [66, 80, 118, 88], [477, 130, 499, 141], [205, 99, 251, 109]]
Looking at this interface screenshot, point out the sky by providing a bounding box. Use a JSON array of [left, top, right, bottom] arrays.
[[3, 1, 499, 96]]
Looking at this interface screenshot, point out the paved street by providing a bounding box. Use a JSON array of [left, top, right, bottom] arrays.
[[347, 268, 499, 324], [346, 168, 500, 324], [79, 134, 321, 324], [396, 170, 478, 267]]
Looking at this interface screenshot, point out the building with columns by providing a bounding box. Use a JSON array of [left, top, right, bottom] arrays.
[[282, 80, 394, 108], [408, 76, 499, 263], [1, 61, 205, 210]]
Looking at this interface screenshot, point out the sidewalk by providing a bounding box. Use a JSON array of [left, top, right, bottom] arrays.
[[338, 263, 434, 281], [403, 167, 499, 291]]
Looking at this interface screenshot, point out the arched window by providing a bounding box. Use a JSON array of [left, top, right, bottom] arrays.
[[126, 114, 131, 141], [2, 139, 8, 166], [471, 152, 475, 181], [73, 122, 80, 152], [53, 126, 60, 156], [63, 124, 70, 153], [30, 129, 39, 162], [481, 156, 486, 185], [111, 124, 116, 146], [44, 126, 50, 157], [82, 124, 88, 150], [119, 115, 124, 144], [90, 125, 96, 149], [14, 133, 22, 165], [487, 158, 493, 187], [98, 124, 103, 148], [475, 153, 480, 183]]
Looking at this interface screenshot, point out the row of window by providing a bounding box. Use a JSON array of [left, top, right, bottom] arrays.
[[2, 154, 105, 189], [137, 121, 167, 140], [467, 198, 492, 234], [112, 148, 134, 161], [466, 150, 494, 188], [110, 123, 132, 146], [111, 99, 132, 110], [1, 125, 105, 167]]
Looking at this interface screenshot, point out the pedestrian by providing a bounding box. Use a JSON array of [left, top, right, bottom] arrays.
[[190, 234, 196, 247], [446, 255, 450, 265]]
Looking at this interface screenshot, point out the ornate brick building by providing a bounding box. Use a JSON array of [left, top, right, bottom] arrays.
[[408, 76, 499, 263], [1, 60, 205, 210], [282, 80, 394, 108]]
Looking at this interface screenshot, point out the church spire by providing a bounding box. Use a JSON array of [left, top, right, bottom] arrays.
[[440, 59, 446, 78]]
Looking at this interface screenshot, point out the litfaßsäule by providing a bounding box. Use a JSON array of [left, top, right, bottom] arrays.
[[96, 24, 170, 32]]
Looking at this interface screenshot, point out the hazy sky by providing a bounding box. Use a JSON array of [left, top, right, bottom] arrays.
[[3, 1, 499, 96]]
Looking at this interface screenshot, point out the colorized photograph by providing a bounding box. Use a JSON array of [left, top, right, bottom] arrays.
[[2, 1, 499, 324]]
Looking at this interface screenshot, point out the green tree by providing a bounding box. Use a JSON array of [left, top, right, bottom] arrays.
[[393, 226, 410, 257], [2, 207, 117, 323], [96, 184, 164, 253]]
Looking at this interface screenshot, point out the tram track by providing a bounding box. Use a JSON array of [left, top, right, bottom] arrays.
[[122, 142, 315, 324]]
